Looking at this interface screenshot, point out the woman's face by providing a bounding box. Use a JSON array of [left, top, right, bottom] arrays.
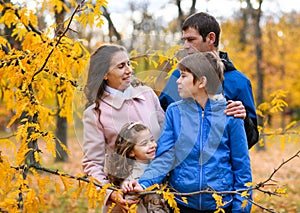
[[105, 50, 132, 91]]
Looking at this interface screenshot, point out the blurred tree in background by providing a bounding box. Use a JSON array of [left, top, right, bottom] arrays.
[[0, 0, 300, 212]]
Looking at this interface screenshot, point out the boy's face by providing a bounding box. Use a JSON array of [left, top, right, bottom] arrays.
[[176, 70, 199, 99]]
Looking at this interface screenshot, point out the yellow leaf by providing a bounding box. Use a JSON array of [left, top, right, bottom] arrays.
[[55, 182, 61, 196], [34, 151, 39, 163], [284, 121, 297, 131], [258, 138, 264, 147], [241, 191, 249, 197], [280, 136, 285, 150], [145, 184, 159, 191], [214, 208, 225, 213], [128, 203, 138, 213], [181, 196, 188, 204], [107, 202, 116, 213], [244, 182, 254, 187], [275, 187, 287, 195], [241, 200, 249, 209]]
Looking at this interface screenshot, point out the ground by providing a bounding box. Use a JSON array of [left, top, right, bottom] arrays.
[[1, 129, 300, 212], [55, 134, 300, 213]]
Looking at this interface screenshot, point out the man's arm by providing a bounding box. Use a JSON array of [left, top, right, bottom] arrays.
[[159, 69, 181, 111], [225, 100, 259, 149], [244, 112, 259, 149]]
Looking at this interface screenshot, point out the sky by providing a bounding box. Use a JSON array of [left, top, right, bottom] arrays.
[[11, 0, 300, 42], [106, 0, 300, 34]]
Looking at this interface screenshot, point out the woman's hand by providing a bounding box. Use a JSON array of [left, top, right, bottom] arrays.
[[224, 100, 246, 119], [109, 190, 138, 212]]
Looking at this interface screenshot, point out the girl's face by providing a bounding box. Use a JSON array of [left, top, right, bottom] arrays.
[[176, 70, 199, 99], [129, 129, 157, 163], [105, 50, 132, 91]]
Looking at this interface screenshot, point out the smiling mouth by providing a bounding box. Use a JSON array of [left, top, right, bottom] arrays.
[[147, 150, 156, 155], [122, 77, 131, 82]]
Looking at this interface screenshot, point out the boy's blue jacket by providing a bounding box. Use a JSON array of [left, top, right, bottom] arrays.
[[159, 51, 258, 149], [139, 97, 252, 212]]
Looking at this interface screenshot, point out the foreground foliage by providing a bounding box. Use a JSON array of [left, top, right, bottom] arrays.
[[0, 0, 299, 212]]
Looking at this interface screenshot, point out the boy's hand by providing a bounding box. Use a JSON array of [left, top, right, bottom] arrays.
[[225, 100, 246, 119], [122, 180, 144, 193]]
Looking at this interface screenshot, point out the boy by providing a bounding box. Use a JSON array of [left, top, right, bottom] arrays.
[[123, 52, 252, 212]]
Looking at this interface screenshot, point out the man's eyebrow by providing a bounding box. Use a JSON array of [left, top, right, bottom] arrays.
[[182, 36, 196, 40]]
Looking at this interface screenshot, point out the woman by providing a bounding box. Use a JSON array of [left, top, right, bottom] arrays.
[[82, 44, 165, 212]]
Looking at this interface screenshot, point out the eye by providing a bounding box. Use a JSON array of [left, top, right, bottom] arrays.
[[118, 62, 126, 69], [138, 141, 148, 146], [182, 37, 194, 42], [117, 61, 130, 69]]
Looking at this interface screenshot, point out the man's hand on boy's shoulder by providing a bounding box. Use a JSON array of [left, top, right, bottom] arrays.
[[224, 100, 246, 119]]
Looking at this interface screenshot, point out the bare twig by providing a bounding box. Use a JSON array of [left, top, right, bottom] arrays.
[[0, 133, 17, 140], [248, 198, 278, 213], [259, 149, 300, 186]]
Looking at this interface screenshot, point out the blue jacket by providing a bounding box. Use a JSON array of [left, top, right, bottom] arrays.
[[139, 98, 252, 212], [159, 51, 258, 149]]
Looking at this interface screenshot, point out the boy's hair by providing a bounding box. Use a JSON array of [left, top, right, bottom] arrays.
[[177, 52, 224, 95], [182, 12, 221, 47], [107, 122, 148, 186]]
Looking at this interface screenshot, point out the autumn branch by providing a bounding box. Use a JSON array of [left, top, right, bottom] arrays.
[[9, 149, 299, 213], [31, 0, 86, 80]]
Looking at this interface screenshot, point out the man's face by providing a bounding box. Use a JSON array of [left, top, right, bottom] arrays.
[[182, 27, 212, 55]]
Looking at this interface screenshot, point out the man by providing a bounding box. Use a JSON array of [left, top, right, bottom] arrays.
[[159, 12, 258, 148]]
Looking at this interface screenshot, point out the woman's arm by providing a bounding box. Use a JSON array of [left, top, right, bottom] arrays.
[[82, 107, 108, 183]]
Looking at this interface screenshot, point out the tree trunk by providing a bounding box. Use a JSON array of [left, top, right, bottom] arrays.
[[55, 114, 68, 161], [102, 6, 122, 43], [54, 0, 69, 161], [252, 0, 265, 150]]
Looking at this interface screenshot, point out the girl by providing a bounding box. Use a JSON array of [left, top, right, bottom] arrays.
[[107, 122, 169, 213]]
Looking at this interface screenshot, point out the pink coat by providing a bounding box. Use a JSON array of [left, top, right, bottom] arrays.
[[82, 85, 165, 212]]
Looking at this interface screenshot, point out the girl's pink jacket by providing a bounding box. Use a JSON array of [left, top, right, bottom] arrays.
[[82, 85, 165, 184]]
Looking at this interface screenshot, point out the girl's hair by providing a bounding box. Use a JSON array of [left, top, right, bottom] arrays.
[[177, 51, 224, 95], [107, 122, 149, 186]]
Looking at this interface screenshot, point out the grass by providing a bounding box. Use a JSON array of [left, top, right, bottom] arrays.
[[249, 137, 300, 213]]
